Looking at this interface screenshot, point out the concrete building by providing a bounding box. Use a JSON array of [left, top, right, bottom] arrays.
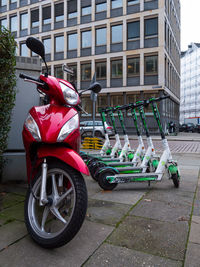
[[180, 43, 200, 125], [0, 0, 181, 132]]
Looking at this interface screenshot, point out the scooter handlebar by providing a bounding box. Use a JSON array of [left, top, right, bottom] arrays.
[[19, 73, 39, 82]]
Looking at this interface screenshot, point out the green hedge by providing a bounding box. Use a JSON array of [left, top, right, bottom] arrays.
[[0, 26, 17, 176]]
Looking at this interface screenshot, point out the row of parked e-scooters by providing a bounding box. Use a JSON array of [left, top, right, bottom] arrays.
[[80, 95, 180, 190]]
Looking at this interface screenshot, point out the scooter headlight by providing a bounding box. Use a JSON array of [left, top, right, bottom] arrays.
[[25, 113, 41, 141], [59, 82, 79, 105], [57, 114, 79, 142]]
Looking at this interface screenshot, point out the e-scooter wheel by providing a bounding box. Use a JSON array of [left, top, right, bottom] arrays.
[[90, 162, 107, 182], [24, 160, 87, 249], [98, 169, 117, 191], [171, 173, 180, 188]]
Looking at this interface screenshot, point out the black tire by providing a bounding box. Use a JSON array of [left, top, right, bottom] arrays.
[[90, 162, 107, 182], [171, 173, 180, 188], [95, 131, 103, 138], [24, 160, 87, 249], [98, 169, 117, 191]]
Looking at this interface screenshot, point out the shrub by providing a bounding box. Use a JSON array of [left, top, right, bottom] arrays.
[[0, 26, 17, 176]]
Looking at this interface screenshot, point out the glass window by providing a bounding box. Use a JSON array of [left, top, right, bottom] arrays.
[[68, 33, 77, 50], [31, 9, 39, 28], [81, 63, 91, 81], [97, 95, 107, 111], [10, 16, 17, 32], [81, 31, 91, 48], [111, 0, 123, 9], [81, 97, 92, 114], [20, 43, 28, 57], [127, 57, 140, 76], [96, 28, 106, 46], [55, 3, 64, 22], [20, 13, 28, 30], [127, 94, 140, 105], [0, 18, 7, 28], [96, 62, 106, 79], [127, 21, 140, 39], [43, 38, 51, 54], [111, 60, 122, 78], [96, 2, 107, 13], [128, 0, 139, 5], [111, 95, 123, 106], [68, 12, 77, 19], [111, 25, 122, 43], [54, 66, 63, 79], [145, 17, 158, 37], [144, 55, 158, 74], [10, 0, 17, 3], [1, 0, 6, 6], [55, 36, 64, 52], [42, 6, 51, 25], [67, 64, 77, 82], [82, 6, 91, 16]]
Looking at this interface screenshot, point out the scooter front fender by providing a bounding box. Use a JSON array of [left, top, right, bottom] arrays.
[[37, 146, 90, 176]]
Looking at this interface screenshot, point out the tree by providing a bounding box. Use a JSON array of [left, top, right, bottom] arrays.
[[0, 26, 17, 176]]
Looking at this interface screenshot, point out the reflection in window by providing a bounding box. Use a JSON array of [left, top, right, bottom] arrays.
[[42, 6, 51, 25], [81, 63, 91, 81], [81, 97, 92, 114], [96, 62, 106, 79], [20, 13, 28, 30], [111, 0, 123, 9], [0, 18, 7, 28], [128, 0, 139, 5], [54, 66, 63, 79], [1, 0, 7, 6], [96, 2, 107, 13], [67, 64, 77, 82], [31, 9, 39, 28], [81, 31, 91, 48], [20, 43, 28, 57], [68, 12, 77, 19], [111, 25, 122, 43], [127, 21, 140, 39], [10, 16, 17, 32], [145, 18, 158, 37], [43, 38, 51, 54], [144, 55, 158, 74], [55, 36, 64, 52], [127, 58, 140, 76], [82, 6, 91, 16], [111, 60, 122, 78], [55, 3, 64, 22], [68, 33, 77, 50], [96, 28, 106, 46]]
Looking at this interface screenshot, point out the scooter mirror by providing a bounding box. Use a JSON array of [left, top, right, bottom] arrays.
[[88, 82, 102, 94], [26, 37, 45, 61]]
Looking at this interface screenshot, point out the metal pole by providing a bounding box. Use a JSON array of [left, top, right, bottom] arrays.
[[93, 99, 95, 137]]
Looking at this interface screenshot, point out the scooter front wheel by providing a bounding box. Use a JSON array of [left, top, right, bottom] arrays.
[[24, 160, 87, 249], [98, 169, 118, 191]]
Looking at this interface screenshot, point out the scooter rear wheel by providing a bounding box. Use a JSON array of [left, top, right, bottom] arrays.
[[98, 169, 117, 191], [171, 173, 180, 188], [24, 160, 87, 249]]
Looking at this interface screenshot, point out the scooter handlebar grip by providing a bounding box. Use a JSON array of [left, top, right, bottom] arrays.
[[19, 73, 39, 82]]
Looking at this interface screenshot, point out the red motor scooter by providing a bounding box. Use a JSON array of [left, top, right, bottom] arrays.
[[20, 37, 101, 248]]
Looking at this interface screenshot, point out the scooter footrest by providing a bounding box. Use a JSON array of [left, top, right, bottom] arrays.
[[107, 173, 159, 184]]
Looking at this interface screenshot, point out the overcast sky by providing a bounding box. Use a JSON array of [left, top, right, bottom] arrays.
[[181, 0, 200, 51]]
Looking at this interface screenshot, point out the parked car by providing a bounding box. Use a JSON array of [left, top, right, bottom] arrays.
[[179, 123, 195, 132], [194, 124, 200, 133], [179, 123, 188, 132], [80, 120, 114, 138]]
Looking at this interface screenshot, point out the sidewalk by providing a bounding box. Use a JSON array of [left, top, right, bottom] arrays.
[[0, 152, 200, 266]]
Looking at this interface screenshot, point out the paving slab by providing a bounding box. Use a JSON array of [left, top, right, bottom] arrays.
[[84, 243, 182, 267], [107, 215, 188, 261], [0, 220, 114, 267], [0, 192, 25, 211], [0, 183, 28, 196], [130, 199, 191, 223], [0, 221, 27, 251], [189, 216, 200, 244], [184, 242, 200, 267], [0, 202, 24, 224], [178, 154, 200, 166], [87, 199, 131, 226]]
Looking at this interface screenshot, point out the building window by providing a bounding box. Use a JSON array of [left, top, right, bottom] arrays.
[[144, 17, 158, 37], [31, 9, 39, 28], [20, 43, 28, 57], [54, 65, 63, 79], [0, 0, 6, 6], [55, 3, 64, 22], [0, 18, 7, 28], [42, 6, 51, 25], [20, 13, 28, 30], [111, 24, 123, 43], [68, 11, 77, 19], [10, 16, 17, 32], [10, 0, 17, 3], [144, 55, 158, 75], [96, 62, 106, 79], [68, 0, 77, 19], [127, 94, 140, 106], [128, 0, 139, 5], [82, 6, 91, 16], [127, 57, 140, 76], [127, 21, 140, 40], [111, 0, 123, 9], [81, 31, 91, 48], [111, 95, 123, 106], [55, 36, 64, 52], [96, 2, 107, 13], [97, 95, 107, 110], [43, 38, 51, 54], [96, 28, 107, 46], [68, 33, 77, 50], [81, 63, 91, 81], [111, 59, 122, 78], [67, 64, 77, 82], [81, 97, 92, 114]]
